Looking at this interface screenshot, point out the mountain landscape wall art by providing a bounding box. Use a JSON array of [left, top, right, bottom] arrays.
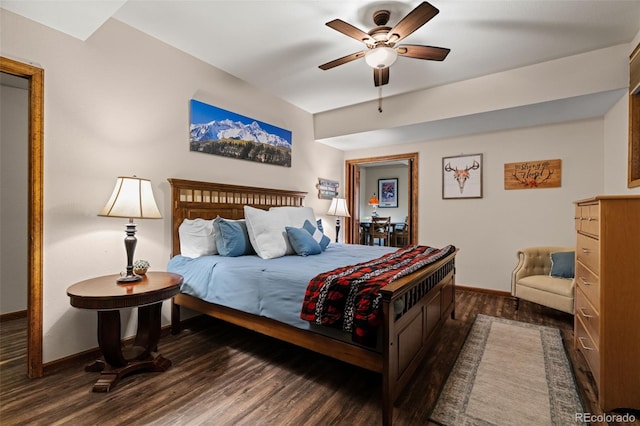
[[189, 99, 292, 167]]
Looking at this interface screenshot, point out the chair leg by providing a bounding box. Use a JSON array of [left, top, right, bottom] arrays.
[[512, 296, 520, 311]]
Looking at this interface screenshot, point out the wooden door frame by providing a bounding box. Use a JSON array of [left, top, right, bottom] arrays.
[[345, 153, 418, 245], [1, 57, 44, 378]]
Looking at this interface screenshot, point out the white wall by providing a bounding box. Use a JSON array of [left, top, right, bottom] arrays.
[[602, 33, 640, 195], [315, 44, 629, 140], [1, 11, 343, 362], [344, 37, 640, 292], [2, 9, 638, 364], [0, 83, 28, 314], [603, 94, 640, 194], [347, 118, 605, 290]]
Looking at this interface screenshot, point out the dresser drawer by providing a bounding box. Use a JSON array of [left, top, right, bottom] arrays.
[[575, 287, 600, 347], [575, 315, 601, 387], [574, 205, 582, 232], [575, 260, 600, 308], [577, 203, 600, 237], [576, 233, 599, 275]]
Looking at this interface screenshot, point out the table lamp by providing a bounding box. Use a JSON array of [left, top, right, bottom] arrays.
[[368, 193, 380, 217], [327, 197, 351, 243], [99, 176, 162, 283]]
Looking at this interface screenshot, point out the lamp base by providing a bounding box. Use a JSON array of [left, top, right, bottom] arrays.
[[117, 219, 141, 284], [117, 274, 142, 284]]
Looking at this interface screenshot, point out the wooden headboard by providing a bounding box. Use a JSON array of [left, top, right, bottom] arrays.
[[168, 178, 307, 257]]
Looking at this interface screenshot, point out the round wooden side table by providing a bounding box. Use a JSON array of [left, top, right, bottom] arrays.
[[67, 271, 183, 392]]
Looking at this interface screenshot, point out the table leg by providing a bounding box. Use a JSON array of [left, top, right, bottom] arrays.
[[97, 310, 127, 367], [91, 303, 171, 392], [134, 303, 162, 356]]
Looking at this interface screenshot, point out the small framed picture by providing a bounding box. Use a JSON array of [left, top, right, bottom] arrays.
[[378, 178, 398, 208], [442, 154, 483, 199]]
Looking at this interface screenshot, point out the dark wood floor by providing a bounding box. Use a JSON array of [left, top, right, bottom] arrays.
[[1, 289, 637, 425]]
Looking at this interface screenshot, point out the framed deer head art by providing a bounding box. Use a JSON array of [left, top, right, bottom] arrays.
[[442, 154, 483, 199]]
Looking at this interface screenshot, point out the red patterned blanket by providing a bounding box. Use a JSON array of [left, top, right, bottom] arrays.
[[300, 244, 456, 346]]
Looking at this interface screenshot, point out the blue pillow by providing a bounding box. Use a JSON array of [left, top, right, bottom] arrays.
[[213, 217, 255, 257], [286, 226, 322, 256], [303, 219, 330, 251], [550, 251, 575, 279]]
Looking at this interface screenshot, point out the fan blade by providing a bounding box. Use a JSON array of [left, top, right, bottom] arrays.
[[374, 67, 390, 87], [319, 51, 366, 70], [326, 19, 373, 45], [387, 2, 439, 44], [397, 44, 450, 61]]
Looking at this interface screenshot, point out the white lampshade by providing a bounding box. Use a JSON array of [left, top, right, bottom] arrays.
[[327, 198, 351, 218], [99, 176, 161, 219], [365, 47, 398, 69]]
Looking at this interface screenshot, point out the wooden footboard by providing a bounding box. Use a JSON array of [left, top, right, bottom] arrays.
[[380, 252, 456, 425], [168, 178, 457, 426]]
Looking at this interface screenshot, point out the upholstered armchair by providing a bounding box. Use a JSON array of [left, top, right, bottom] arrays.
[[511, 246, 575, 314]]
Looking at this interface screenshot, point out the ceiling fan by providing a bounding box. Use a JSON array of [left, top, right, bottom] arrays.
[[319, 1, 450, 88]]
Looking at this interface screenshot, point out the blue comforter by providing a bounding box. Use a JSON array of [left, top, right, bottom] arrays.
[[167, 243, 395, 330]]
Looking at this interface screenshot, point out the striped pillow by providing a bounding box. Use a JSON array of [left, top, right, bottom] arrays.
[[303, 219, 330, 251]]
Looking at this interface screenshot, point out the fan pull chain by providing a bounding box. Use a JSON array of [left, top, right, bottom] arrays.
[[378, 68, 383, 113]]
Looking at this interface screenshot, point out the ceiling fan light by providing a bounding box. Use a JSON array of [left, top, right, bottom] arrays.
[[365, 47, 398, 69]]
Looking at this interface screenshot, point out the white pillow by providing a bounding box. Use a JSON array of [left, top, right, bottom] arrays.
[[178, 218, 217, 258], [244, 206, 316, 259], [271, 206, 317, 246], [269, 206, 317, 225]]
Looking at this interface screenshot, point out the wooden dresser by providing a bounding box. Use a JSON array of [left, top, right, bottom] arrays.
[[573, 195, 640, 411]]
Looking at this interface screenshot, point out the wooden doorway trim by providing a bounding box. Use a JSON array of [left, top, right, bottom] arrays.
[[345, 153, 418, 245], [1, 57, 44, 378]]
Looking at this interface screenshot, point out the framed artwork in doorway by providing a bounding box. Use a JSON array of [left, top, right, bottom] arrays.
[[378, 178, 398, 208]]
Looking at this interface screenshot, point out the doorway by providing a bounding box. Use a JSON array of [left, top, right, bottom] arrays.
[[0, 57, 44, 378], [344, 152, 418, 245]]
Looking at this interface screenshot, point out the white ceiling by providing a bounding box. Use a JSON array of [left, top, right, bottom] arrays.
[[2, 0, 640, 149]]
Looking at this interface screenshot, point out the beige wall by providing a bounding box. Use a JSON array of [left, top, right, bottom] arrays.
[[604, 90, 640, 194], [344, 37, 640, 292], [359, 164, 409, 223], [314, 44, 629, 141], [346, 117, 607, 290], [1, 11, 343, 362], [603, 27, 640, 194], [1, 9, 638, 363], [0, 83, 29, 314]]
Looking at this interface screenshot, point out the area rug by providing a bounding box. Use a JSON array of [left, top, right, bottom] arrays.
[[430, 314, 584, 425]]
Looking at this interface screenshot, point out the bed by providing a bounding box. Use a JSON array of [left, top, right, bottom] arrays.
[[167, 178, 458, 426]]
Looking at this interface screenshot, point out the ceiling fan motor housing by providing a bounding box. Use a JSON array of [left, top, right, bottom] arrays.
[[373, 10, 391, 26]]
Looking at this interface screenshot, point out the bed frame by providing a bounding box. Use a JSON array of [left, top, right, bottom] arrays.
[[168, 178, 457, 426]]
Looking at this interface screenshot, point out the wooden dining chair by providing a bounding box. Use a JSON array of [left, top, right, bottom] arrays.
[[369, 216, 391, 246], [393, 217, 409, 247], [359, 222, 372, 245]]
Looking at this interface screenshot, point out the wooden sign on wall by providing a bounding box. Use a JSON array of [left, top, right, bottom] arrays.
[[316, 178, 339, 199], [504, 159, 561, 190]]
